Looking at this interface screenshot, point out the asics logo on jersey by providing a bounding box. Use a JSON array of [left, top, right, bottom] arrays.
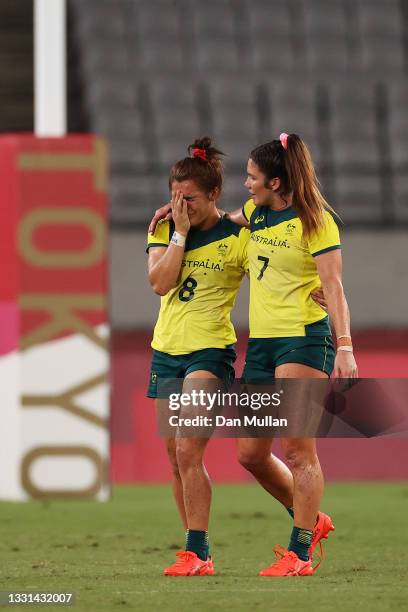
[[254, 215, 265, 224]]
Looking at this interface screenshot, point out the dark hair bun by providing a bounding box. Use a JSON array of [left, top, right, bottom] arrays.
[[170, 136, 225, 196], [188, 136, 225, 161]]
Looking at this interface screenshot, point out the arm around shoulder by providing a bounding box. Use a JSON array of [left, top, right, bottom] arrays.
[[222, 207, 249, 227]]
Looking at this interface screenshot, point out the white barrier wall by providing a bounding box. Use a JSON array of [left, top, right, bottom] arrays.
[[111, 229, 408, 329]]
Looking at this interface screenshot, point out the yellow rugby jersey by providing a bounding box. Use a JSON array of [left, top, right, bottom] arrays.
[[147, 218, 249, 355], [242, 199, 341, 338]]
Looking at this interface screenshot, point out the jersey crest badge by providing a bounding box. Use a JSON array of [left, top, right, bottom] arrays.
[[217, 243, 228, 257]]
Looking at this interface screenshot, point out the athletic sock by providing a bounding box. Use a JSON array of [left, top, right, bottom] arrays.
[[286, 506, 294, 519], [287, 507, 319, 524], [288, 526, 313, 561], [185, 529, 209, 561]]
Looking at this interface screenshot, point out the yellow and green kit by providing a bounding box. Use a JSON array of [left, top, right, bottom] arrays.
[[146, 217, 249, 396], [242, 199, 340, 379]]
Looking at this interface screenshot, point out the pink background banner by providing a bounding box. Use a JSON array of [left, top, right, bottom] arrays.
[[0, 303, 18, 356], [0, 137, 18, 357], [111, 331, 408, 483]]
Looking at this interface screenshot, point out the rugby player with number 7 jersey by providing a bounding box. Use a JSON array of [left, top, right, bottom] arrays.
[[226, 133, 357, 576]]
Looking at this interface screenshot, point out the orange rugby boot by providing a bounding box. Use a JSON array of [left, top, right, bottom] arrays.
[[309, 511, 335, 568], [259, 545, 314, 577], [164, 550, 214, 576]]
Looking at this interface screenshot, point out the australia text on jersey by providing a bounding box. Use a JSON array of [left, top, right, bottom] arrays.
[[250, 233, 291, 249], [182, 258, 225, 271]]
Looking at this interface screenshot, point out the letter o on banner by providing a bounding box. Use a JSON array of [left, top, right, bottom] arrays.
[[18, 208, 105, 268], [21, 446, 106, 498]]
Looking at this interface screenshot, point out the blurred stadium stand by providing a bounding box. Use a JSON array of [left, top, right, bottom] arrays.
[[0, 0, 88, 134], [0, 0, 33, 132], [67, 0, 408, 227]]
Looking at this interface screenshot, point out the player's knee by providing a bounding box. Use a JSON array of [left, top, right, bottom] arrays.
[[237, 448, 268, 473], [284, 444, 317, 471]]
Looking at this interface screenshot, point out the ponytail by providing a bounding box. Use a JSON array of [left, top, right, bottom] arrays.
[[285, 134, 337, 238], [250, 135, 337, 239]]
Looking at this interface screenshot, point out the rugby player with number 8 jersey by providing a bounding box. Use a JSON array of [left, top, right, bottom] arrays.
[[147, 138, 249, 576]]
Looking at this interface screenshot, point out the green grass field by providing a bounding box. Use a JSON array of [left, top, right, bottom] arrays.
[[0, 483, 407, 611]]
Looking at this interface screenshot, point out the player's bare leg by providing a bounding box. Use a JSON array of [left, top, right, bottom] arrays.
[[280, 436, 323, 530], [258, 433, 326, 576], [276, 362, 327, 531], [236, 437, 293, 508], [163, 435, 213, 576], [175, 370, 217, 531], [245, 364, 334, 576], [164, 436, 187, 530], [176, 435, 211, 530], [257, 362, 327, 573], [164, 370, 217, 575]]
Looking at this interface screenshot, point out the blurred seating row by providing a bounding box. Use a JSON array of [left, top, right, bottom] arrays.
[[87, 76, 408, 224], [74, 0, 406, 77], [88, 77, 408, 168], [109, 165, 408, 226]]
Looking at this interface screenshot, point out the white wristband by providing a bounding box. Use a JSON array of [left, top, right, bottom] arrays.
[[171, 231, 186, 247], [337, 346, 354, 352]]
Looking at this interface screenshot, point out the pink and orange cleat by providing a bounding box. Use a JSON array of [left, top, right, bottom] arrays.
[[259, 545, 314, 576], [260, 512, 335, 576], [310, 511, 335, 567], [164, 551, 214, 576]]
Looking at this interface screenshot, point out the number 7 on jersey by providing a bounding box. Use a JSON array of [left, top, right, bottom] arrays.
[[257, 256, 269, 280]]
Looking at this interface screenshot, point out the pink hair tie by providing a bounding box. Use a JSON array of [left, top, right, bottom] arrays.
[[279, 133, 289, 150]]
